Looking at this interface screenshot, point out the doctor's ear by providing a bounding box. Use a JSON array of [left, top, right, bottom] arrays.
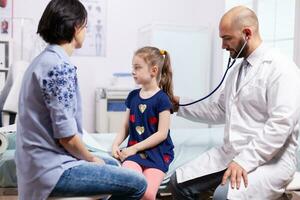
[[243, 28, 252, 40]]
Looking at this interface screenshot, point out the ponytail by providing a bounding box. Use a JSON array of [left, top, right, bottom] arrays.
[[159, 51, 175, 104], [134, 46, 175, 104]]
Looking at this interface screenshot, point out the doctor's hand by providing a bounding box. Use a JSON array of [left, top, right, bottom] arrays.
[[119, 146, 138, 162], [222, 161, 248, 190]]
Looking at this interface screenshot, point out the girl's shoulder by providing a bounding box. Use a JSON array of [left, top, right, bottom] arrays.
[[129, 88, 141, 96], [126, 88, 141, 100], [157, 90, 171, 101], [155, 90, 173, 113]]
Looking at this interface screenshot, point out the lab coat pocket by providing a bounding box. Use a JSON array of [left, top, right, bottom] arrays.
[[242, 80, 266, 100], [238, 83, 268, 119]]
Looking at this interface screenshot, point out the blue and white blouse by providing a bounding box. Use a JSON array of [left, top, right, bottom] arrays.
[[15, 45, 86, 200]]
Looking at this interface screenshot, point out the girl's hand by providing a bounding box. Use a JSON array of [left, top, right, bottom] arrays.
[[112, 144, 121, 160], [119, 146, 138, 162]]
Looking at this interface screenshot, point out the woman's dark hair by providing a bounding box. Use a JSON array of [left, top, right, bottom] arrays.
[[37, 0, 87, 44]]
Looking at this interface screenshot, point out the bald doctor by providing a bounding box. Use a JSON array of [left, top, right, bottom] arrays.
[[169, 6, 300, 200]]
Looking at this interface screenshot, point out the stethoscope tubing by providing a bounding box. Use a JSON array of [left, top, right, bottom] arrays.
[[178, 40, 247, 107], [178, 58, 236, 106]]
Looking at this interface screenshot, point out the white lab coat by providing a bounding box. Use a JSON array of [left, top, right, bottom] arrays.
[[176, 44, 300, 200]]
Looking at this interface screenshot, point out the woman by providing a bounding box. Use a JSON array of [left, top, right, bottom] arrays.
[[15, 0, 146, 199]]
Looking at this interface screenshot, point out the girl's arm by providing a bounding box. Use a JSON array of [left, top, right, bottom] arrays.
[[112, 109, 130, 159], [59, 135, 105, 164], [119, 110, 170, 161]]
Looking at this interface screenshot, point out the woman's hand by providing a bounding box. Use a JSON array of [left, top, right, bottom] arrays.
[[112, 144, 121, 160], [91, 156, 105, 165], [119, 146, 138, 162]]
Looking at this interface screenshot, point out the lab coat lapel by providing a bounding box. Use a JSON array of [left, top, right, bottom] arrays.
[[235, 63, 260, 94], [230, 63, 243, 98], [235, 45, 271, 95]]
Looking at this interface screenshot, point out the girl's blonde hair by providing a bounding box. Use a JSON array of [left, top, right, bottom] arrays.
[[135, 46, 174, 103]]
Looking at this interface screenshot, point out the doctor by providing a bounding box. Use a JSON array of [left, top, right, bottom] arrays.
[[169, 6, 300, 200]]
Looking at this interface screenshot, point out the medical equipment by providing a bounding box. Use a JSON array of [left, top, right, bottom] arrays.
[[95, 87, 131, 133], [179, 38, 248, 106], [0, 131, 15, 156]]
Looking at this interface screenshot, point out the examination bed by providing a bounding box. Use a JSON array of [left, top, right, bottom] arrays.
[[1, 126, 300, 199]]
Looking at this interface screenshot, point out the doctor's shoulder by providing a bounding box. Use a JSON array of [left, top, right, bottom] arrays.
[[263, 49, 300, 85], [268, 49, 299, 74]]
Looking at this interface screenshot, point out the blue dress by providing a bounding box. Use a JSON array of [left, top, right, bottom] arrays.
[[125, 89, 174, 173]]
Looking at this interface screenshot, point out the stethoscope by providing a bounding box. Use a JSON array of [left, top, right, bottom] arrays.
[[179, 38, 248, 106]]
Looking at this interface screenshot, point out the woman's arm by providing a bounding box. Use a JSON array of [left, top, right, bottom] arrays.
[[59, 135, 104, 164], [119, 110, 170, 161]]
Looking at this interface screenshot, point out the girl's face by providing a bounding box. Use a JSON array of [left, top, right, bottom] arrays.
[[132, 55, 154, 85]]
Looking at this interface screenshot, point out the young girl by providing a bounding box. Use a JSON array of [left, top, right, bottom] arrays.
[[112, 46, 175, 200], [15, 0, 146, 199]]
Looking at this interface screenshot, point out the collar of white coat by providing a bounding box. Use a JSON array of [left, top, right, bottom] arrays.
[[245, 43, 271, 67]]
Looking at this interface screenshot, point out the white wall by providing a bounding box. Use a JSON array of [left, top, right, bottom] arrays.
[[294, 0, 300, 66], [13, 0, 225, 132]]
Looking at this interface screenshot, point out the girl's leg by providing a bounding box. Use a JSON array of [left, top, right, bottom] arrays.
[[122, 161, 164, 199], [122, 160, 143, 174], [142, 168, 165, 200]]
